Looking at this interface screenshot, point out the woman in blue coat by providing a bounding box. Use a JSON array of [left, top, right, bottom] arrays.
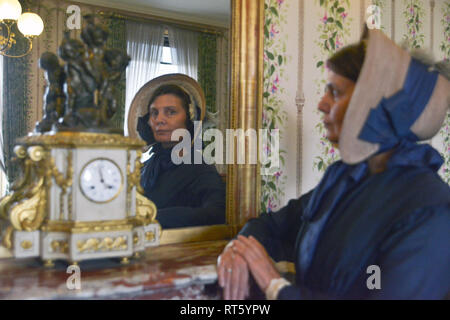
[[218, 28, 450, 300]]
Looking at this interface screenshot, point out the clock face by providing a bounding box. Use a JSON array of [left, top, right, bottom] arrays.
[[79, 158, 123, 203]]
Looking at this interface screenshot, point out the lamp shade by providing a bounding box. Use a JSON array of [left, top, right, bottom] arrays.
[[17, 12, 44, 37], [0, 0, 22, 20]]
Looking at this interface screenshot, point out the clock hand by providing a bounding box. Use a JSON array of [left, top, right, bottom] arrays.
[[98, 166, 105, 183]]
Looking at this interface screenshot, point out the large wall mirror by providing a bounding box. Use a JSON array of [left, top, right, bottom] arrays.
[[94, 0, 264, 244], [90, 0, 233, 239], [77, 0, 264, 244], [0, 0, 264, 256]]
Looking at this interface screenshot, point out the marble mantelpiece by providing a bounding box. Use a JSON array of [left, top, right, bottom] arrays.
[[0, 240, 227, 300]]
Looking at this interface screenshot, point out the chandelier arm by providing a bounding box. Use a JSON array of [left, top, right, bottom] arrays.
[[0, 36, 33, 58], [0, 21, 13, 52]]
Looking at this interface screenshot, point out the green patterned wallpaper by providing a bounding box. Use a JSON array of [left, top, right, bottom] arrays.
[[2, 0, 33, 185], [198, 33, 218, 114]]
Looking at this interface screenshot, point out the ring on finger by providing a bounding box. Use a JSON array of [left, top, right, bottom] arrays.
[[227, 268, 232, 273]]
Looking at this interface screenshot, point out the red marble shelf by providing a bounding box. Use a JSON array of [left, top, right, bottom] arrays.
[[0, 240, 227, 300]]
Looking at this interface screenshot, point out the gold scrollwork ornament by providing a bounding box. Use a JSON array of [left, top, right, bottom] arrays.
[[77, 236, 128, 253], [135, 191, 157, 224], [20, 240, 33, 250], [126, 150, 142, 193], [1, 226, 13, 249], [50, 240, 69, 253], [127, 150, 158, 225], [10, 188, 47, 231], [3, 145, 49, 232]]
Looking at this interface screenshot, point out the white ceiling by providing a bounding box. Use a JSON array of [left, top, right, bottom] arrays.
[[73, 0, 231, 28]]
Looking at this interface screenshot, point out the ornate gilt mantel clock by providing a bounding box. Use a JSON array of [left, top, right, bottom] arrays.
[[0, 15, 160, 265]]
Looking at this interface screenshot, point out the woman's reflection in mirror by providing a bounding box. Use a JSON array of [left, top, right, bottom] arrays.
[[136, 76, 226, 228]]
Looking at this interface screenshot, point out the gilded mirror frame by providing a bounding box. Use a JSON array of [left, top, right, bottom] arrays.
[[159, 0, 264, 244]]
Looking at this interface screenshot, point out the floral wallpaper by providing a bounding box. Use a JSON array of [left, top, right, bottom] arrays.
[[398, 0, 449, 184], [402, 0, 425, 49], [313, 0, 352, 173], [440, 2, 450, 61], [439, 113, 450, 183], [438, 1, 450, 184], [261, 0, 288, 213]]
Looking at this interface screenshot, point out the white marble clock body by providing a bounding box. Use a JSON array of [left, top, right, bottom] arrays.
[[2, 133, 160, 264], [56, 148, 128, 222], [43, 147, 130, 262]]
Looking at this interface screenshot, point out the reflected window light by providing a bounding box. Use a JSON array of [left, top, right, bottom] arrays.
[[157, 34, 178, 76], [161, 46, 172, 64]]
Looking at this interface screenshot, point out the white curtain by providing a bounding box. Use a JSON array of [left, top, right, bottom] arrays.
[[167, 26, 199, 80], [124, 21, 164, 136]]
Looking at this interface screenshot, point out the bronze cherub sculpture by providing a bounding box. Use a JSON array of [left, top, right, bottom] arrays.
[[35, 14, 130, 134], [34, 52, 66, 133]]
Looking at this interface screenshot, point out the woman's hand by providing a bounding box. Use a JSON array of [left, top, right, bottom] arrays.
[[232, 235, 281, 292], [217, 241, 250, 300]]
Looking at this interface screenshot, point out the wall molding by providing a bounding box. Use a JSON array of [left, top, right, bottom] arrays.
[[295, 93, 305, 197], [361, 0, 366, 29], [296, 0, 305, 197], [430, 0, 435, 49], [391, 0, 395, 39]]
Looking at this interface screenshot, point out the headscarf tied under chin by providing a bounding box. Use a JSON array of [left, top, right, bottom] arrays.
[[129, 74, 206, 145], [137, 113, 153, 145], [140, 143, 177, 191], [338, 29, 450, 164]]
